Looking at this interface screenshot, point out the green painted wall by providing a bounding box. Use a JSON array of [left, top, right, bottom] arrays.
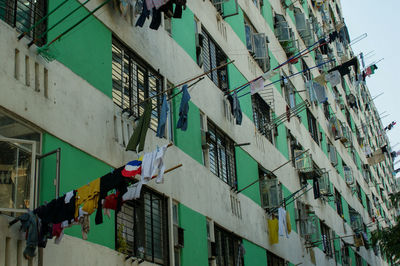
[[275, 124, 289, 160], [172, 8, 197, 61], [349, 248, 356, 266], [224, 5, 246, 45], [282, 186, 297, 233], [261, 1, 274, 29], [172, 94, 203, 164], [342, 198, 350, 224], [235, 147, 261, 205], [243, 240, 267, 266], [179, 204, 209, 266], [228, 63, 253, 120], [47, 0, 112, 97], [41, 133, 114, 248]]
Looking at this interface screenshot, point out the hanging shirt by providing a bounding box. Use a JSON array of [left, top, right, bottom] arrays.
[[312, 81, 328, 103], [328, 57, 358, 78], [313, 73, 326, 86], [16, 212, 38, 259], [250, 77, 264, 95], [126, 101, 152, 152], [156, 94, 169, 138], [324, 70, 341, 87], [313, 176, 321, 199], [75, 178, 101, 218], [122, 182, 141, 201], [233, 91, 243, 125], [268, 218, 279, 244], [177, 85, 191, 131], [286, 211, 292, 234], [278, 207, 289, 238]]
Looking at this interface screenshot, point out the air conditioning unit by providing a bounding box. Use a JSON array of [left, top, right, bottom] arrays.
[[260, 178, 282, 210], [319, 172, 331, 196], [329, 145, 338, 166], [294, 150, 314, 173], [344, 166, 354, 186]]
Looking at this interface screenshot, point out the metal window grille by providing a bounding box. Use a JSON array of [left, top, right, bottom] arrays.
[[1, 0, 47, 45], [201, 29, 229, 92], [116, 188, 169, 265], [207, 120, 236, 188], [320, 222, 333, 257], [214, 225, 243, 266], [252, 94, 273, 143], [307, 109, 319, 145], [112, 38, 163, 131], [267, 251, 285, 266]]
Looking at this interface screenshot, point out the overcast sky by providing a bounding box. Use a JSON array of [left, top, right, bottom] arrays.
[[340, 0, 400, 174]]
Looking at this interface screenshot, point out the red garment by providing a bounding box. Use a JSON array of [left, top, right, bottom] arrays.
[[103, 192, 119, 210], [52, 223, 63, 238]]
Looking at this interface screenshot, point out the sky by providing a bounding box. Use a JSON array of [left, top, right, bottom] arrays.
[[340, 0, 400, 173]]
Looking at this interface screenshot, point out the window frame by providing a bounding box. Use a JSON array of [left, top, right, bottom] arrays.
[[307, 109, 319, 145], [206, 120, 237, 188], [115, 187, 169, 265], [112, 37, 164, 132], [320, 222, 333, 257], [252, 93, 273, 143], [214, 225, 243, 266]]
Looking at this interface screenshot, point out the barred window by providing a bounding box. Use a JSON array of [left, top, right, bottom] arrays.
[[252, 94, 273, 143], [201, 29, 229, 92], [116, 188, 169, 265], [307, 109, 319, 145], [1, 0, 47, 45], [214, 225, 243, 266], [112, 38, 163, 131], [320, 222, 333, 257], [207, 120, 236, 188], [267, 251, 285, 266]]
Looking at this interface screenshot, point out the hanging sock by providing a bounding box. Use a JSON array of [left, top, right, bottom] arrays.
[[135, 0, 150, 27], [156, 94, 169, 138], [173, 0, 186, 18], [126, 101, 152, 152], [149, 7, 162, 30], [177, 85, 191, 131]]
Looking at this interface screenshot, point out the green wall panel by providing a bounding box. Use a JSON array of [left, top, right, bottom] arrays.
[[179, 204, 209, 266], [41, 133, 114, 248], [243, 240, 267, 266], [261, 1, 274, 29], [275, 124, 289, 160], [172, 93, 203, 164], [228, 63, 253, 121], [47, 0, 112, 97], [172, 8, 197, 61], [224, 5, 246, 45], [342, 198, 350, 224], [235, 147, 261, 205], [282, 186, 297, 233]]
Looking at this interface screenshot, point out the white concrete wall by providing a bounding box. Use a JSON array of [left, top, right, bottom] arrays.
[[0, 0, 395, 264]]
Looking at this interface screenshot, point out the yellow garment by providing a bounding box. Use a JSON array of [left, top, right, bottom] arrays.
[[314, 74, 326, 86], [310, 248, 316, 265], [268, 218, 279, 245], [286, 211, 292, 234], [75, 178, 101, 218]]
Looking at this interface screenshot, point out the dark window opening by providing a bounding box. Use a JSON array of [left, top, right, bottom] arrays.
[[252, 94, 273, 143], [214, 225, 243, 266], [307, 109, 319, 144]]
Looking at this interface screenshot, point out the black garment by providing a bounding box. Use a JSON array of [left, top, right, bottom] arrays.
[[346, 94, 358, 109], [328, 57, 358, 77], [319, 39, 328, 54], [381, 145, 388, 155], [95, 166, 129, 225], [149, 8, 162, 30], [34, 192, 76, 225], [135, 0, 150, 27], [226, 94, 234, 115], [313, 176, 320, 199], [159, 1, 173, 17], [37, 220, 53, 248], [328, 31, 338, 43]]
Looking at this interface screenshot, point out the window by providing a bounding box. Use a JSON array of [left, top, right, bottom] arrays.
[[244, 16, 270, 72], [112, 38, 163, 131], [116, 188, 169, 264], [214, 225, 243, 266], [335, 189, 343, 217], [206, 120, 237, 188], [307, 109, 319, 144], [172, 201, 182, 266], [282, 73, 296, 109], [259, 168, 282, 210], [201, 29, 229, 91], [356, 182, 362, 203], [355, 253, 362, 266], [327, 140, 338, 166], [274, 14, 297, 57], [320, 222, 333, 257], [323, 102, 330, 120], [267, 251, 285, 266], [366, 197, 372, 218], [1, 0, 47, 45], [252, 94, 273, 143]]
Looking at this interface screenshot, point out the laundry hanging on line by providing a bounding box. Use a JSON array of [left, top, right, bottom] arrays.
[[328, 57, 358, 78]]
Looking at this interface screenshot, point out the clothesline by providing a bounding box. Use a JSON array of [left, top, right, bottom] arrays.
[[226, 38, 328, 96], [267, 185, 310, 214], [238, 59, 335, 99], [129, 61, 235, 110], [236, 149, 310, 194], [267, 100, 310, 131]]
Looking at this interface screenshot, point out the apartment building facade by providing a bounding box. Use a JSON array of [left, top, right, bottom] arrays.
[[0, 0, 397, 265]]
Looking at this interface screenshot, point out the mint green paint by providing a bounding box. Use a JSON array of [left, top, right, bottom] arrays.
[[275, 124, 289, 160], [224, 5, 246, 45], [268, 53, 282, 94], [47, 0, 112, 97], [261, 1, 274, 29], [172, 94, 203, 164], [333, 232, 342, 264], [179, 204, 209, 266], [349, 248, 356, 266], [41, 133, 114, 248], [235, 147, 261, 205], [172, 8, 196, 61], [342, 199, 350, 224], [282, 186, 297, 233], [361, 189, 367, 209], [243, 240, 267, 266], [227, 63, 253, 121]]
